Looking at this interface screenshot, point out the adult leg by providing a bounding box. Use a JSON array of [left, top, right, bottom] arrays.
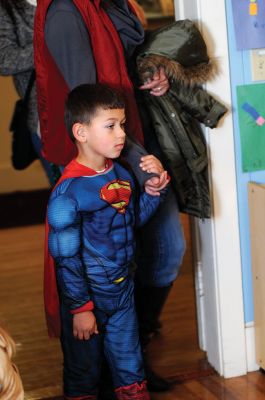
[[136, 187, 185, 335], [135, 187, 186, 391]]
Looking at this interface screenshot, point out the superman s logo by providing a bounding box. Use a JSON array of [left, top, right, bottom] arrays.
[[100, 179, 132, 214]]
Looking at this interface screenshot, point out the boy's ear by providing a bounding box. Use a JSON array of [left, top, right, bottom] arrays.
[[72, 123, 87, 143]]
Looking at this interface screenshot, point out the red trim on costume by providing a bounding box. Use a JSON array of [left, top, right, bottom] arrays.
[[64, 395, 97, 400], [70, 301, 94, 314], [115, 380, 150, 400], [44, 159, 112, 337], [34, 0, 144, 165]]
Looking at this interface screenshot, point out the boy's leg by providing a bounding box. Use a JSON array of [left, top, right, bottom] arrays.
[[103, 280, 150, 400], [60, 303, 105, 399]]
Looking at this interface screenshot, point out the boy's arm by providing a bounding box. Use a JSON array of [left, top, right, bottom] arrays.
[[135, 191, 161, 227], [135, 168, 170, 227], [47, 194, 93, 313], [48, 193, 99, 340]]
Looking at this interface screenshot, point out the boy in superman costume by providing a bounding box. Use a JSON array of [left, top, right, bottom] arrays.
[[46, 83, 169, 400]]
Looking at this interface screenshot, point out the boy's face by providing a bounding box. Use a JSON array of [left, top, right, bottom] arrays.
[[82, 108, 126, 160]]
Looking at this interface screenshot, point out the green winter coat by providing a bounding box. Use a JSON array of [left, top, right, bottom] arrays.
[[136, 20, 227, 218]]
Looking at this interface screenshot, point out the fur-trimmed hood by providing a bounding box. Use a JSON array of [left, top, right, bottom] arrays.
[[136, 19, 217, 85]]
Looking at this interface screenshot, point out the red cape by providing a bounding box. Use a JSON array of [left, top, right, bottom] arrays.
[[44, 160, 111, 337]]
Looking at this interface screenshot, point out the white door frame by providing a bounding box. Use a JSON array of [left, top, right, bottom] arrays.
[[174, 0, 248, 377]]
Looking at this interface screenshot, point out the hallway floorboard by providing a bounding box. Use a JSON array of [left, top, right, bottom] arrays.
[[0, 218, 264, 399]]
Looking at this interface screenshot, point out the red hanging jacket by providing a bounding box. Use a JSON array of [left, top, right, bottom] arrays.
[[34, 0, 144, 166]]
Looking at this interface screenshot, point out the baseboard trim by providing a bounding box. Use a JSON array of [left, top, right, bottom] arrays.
[[245, 321, 259, 372]]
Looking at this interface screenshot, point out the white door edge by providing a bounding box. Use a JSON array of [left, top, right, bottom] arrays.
[[174, 0, 248, 377]]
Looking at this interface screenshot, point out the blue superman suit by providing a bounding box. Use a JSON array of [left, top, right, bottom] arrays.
[[47, 159, 162, 399]]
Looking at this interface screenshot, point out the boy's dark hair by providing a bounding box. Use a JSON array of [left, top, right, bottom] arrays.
[[64, 83, 126, 141]]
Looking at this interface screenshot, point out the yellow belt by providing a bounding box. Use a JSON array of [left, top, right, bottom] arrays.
[[113, 276, 126, 284]]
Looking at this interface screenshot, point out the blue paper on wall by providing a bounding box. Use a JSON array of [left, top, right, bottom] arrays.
[[232, 0, 265, 50]]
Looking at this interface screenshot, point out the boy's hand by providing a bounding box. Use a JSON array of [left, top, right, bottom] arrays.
[[140, 155, 169, 196], [145, 172, 169, 196], [73, 311, 99, 340], [140, 155, 163, 175]]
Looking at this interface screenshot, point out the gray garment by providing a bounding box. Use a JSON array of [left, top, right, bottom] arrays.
[[45, 0, 96, 90], [0, 0, 38, 133], [44, 0, 145, 89]]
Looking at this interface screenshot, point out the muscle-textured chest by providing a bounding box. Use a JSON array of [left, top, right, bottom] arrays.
[[71, 167, 135, 262], [71, 169, 134, 215]]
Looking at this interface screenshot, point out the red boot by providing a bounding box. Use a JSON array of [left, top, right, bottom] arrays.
[[115, 381, 150, 400]]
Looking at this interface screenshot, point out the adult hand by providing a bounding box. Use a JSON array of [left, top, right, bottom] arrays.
[[73, 311, 99, 340], [139, 67, 169, 96]]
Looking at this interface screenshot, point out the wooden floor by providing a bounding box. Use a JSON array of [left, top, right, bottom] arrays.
[[1, 216, 265, 399]]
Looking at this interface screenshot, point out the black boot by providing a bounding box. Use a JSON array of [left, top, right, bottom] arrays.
[[134, 283, 173, 392], [142, 352, 172, 392], [134, 283, 173, 346]]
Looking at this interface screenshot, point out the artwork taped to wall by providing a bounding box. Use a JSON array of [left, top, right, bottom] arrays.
[[237, 83, 265, 172], [232, 0, 265, 50], [250, 49, 265, 81]]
